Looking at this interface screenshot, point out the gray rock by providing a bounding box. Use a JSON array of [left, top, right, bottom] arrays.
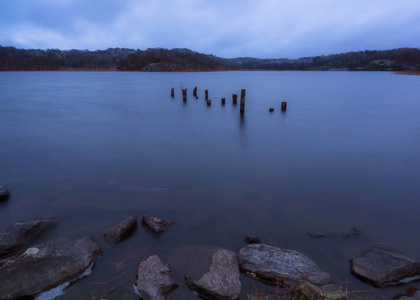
[[142, 215, 174, 235], [104, 215, 137, 244], [0, 186, 10, 201], [0, 216, 59, 257], [351, 243, 420, 286], [238, 243, 330, 286], [136, 255, 177, 300], [185, 247, 241, 299], [0, 236, 102, 299]]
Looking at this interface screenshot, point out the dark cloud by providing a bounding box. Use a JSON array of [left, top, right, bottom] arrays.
[[1, 0, 419, 58]]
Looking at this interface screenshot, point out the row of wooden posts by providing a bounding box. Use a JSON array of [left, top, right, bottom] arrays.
[[171, 87, 287, 113]]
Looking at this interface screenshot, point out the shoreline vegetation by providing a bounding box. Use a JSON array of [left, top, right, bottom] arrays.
[[1, 45, 420, 72]]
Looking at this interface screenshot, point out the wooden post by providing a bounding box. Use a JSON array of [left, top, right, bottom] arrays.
[[281, 102, 287, 111], [193, 87, 197, 97], [171, 88, 174, 97], [205, 90, 209, 100], [232, 94, 237, 105], [182, 89, 187, 101], [207, 99, 211, 106], [240, 89, 246, 114], [221, 98, 226, 105]]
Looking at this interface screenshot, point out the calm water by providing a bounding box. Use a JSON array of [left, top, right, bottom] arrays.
[[1, 71, 420, 299]]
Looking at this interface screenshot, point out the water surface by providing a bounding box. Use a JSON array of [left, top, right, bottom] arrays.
[[1, 71, 420, 299]]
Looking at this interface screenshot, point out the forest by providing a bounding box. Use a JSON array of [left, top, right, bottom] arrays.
[[1, 46, 419, 71]]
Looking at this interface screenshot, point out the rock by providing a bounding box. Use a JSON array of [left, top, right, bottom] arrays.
[[308, 228, 361, 239], [291, 281, 323, 300], [398, 289, 420, 300], [0, 186, 10, 201], [238, 243, 330, 286], [269, 108, 274, 112], [142, 215, 174, 235], [185, 246, 241, 299], [320, 284, 349, 300], [291, 282, 349, 300], [244, 235, 261, 245], [350, 243, 420, 286], [0, 216, 59, 257], [135, 255, 177, 300], [0, 236, 102, 299], [104, 215, 137, 244]]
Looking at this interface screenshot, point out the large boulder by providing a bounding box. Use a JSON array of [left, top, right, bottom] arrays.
[[104, 215, 137, 244], [135, 255, 177, 300], [185, 246, 241, 299], [0, 236, 102, 299], [0, 186, 10, 201], [0, 216, 59, 257], [351, 243, 420, 286], [238, 243, 330, 286]]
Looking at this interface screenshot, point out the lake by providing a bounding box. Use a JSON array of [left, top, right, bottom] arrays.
[[1, 71, 419, 299]]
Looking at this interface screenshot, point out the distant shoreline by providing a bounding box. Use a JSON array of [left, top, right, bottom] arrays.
[[1, 46, 420, 72]]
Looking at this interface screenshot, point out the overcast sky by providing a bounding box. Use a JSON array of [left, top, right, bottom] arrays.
[[1, 0, 419, 59]]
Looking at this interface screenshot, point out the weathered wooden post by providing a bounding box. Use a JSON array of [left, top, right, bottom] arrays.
[[182, 89, 187, 101], [232, 94, 237, 105], [205, 90, 209, 100], [281, 101, 287, 111], [193, 87, 197, 97], [221, 98, 226, 105], [240, 89, 246, 114], [171, 88, 174, 97], [207, 99, 211, 106]]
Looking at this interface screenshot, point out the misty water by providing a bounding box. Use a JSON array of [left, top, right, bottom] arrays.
[[1, 71, 420, 299]]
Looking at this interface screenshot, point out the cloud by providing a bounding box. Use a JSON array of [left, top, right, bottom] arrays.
[[1, 0, 420, 58]]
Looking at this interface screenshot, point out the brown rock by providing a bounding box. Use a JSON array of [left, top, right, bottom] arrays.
[[104, 215, 137, 244], [142, 215, 174, 235]]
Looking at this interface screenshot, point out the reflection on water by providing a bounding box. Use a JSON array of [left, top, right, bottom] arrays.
[[1, 71, 420, 299]]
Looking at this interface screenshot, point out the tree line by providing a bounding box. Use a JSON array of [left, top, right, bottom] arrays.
[[1, 45, 419, 71]]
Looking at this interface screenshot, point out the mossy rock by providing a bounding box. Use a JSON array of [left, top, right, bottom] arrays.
[[291, 281, 322, 300]]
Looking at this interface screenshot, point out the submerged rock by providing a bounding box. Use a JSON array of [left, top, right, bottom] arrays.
[[291, 281, 322, 300], [244, 235, 261, 245], [398, 289, 420, 300], [308, 228, 361, 239], [0, 186, 10, 201], [142, 215, 174, 235], [0, 216, 59, 257], [104, 215, 137, 244], [185, 246, 241, 299], [320, 284, 349, 300], [292, 282, 349, 300], [0, 236, 102, 299], [238, 243, 330, 286], [135, 255, 177, 300], [351, 243, 420, 286]]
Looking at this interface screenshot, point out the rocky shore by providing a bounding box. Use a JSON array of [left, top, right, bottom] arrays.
[[0, 189, 419, 299]]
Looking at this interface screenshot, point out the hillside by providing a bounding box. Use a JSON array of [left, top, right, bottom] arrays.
[[1, 46, 419, 71]]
